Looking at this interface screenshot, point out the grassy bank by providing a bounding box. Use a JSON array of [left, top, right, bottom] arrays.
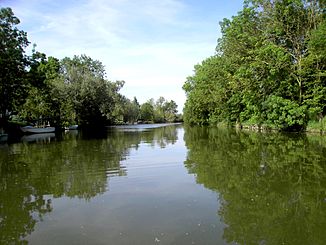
[[306, 117, 326, 134]]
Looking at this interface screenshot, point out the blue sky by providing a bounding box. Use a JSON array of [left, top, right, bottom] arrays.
[[2, 0, 244, 112]]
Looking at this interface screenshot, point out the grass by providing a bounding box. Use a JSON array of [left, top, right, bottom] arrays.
[[307, 117, 326, 133]]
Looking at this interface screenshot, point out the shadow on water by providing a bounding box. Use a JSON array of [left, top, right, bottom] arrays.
[[183, 126, 326, 245], [0, 124, 180, 244]]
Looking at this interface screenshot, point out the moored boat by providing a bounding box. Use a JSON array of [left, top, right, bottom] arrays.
[[21, 126, 55, 134]]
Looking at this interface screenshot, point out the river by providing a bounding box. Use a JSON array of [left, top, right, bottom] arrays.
[[1, 124, 326, 244]]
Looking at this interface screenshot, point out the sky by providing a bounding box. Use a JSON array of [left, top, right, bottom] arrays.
[[2, 0, 244, 112]]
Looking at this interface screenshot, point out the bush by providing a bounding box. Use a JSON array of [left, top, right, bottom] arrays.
[[263, 95, 307, 131]]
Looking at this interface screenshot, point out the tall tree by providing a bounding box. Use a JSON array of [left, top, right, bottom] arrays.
[[183, 0, 325, 130], [140, 101, 154, 122], [303, 17, 326, 119], [163, 100, 178, 122], [59, 55, 121, 127], [0, 8, 29, 123], [20, 54, 62, 126]]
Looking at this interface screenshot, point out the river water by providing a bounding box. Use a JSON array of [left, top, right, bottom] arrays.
[[1, 124, 326, 244]]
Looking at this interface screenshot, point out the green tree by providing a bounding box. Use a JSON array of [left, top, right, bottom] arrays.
[[163, 100, 178, 122], [140, 101, 154, 122], [154, 96, 166, 122], [59, 55, 121, 127], [111, 95, 140, 124], [183, 0, 325, 131], [126, 97, 140, 124], [303, 18, 326, 120], [0, 8, 29, 123], [140, 97, 179, 123], [19, 53, 62, 126], [183, 56, 232, 125]]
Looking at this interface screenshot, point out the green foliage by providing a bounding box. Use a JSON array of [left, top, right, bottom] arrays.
[[19, 54, 63, 126], [112, 96, 140, 124], [163, 100, 178, 122], [0, 8, 29, 120], [183, 56, 231, 125], [19, 87, 52, 124], [307, 116, 326, 132], [140, 101, 154, 122], [19, 54, 128, 127], [57, 55, 117, 127], [183, 0, 326, 131], [139, 97, 179, 123], [303, 19, 326, 119], [263, 95, 307, 130]]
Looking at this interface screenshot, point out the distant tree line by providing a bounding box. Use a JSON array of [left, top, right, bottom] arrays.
[[0, 7, 180, 129], [139, 97, 181, 123], [183, 0, 325, 131]]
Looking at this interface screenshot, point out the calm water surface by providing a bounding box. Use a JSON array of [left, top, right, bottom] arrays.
[[1, 124, 326, 244]]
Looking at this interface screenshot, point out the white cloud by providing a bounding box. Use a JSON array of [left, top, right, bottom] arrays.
[[4, 0, 225, 110]]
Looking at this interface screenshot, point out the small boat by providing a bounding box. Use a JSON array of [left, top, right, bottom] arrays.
[[21, 126, 55, 134], [65, 125, 78, 130]]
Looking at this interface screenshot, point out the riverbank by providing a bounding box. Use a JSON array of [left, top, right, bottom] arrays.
[[238, 120, 326, 135], [211, 119, 326, 135]]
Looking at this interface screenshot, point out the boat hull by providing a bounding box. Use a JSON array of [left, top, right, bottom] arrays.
[[21, 126, 55, 134]]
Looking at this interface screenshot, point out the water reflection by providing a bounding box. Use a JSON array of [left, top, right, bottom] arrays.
[[112, 123, 179, 148], [21, 133, 56, 143], [184, 126, 326, 245], [0, 124, 179, 244]]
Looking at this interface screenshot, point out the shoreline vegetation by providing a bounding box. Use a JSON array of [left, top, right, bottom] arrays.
[[191, 120, 326, 135], [239, 122, 326, 134], [0, 7, 182, 136], [182, 0, 325, 132]]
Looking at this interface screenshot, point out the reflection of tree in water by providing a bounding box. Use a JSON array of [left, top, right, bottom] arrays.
[[184, 126, 326, 245], [0, 160, 52, 244], [0, 124, 179, 244], [138, 124, 179, 148]]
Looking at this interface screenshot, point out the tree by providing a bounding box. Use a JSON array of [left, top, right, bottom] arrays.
[[59, 55, 120, 127], [303, 18, 326, 119], [139, 97, 179, 123], [163, 100, 178, 122], [183, 56, 232, 125], [154, 96, 166, 122], [127, 97, 140, 123], [140, 101, 154, 122], [183, 0, 325, 130], [111, 95, 140, 124], [19, 52, 62, 126], [0, 8, 29, 123]]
